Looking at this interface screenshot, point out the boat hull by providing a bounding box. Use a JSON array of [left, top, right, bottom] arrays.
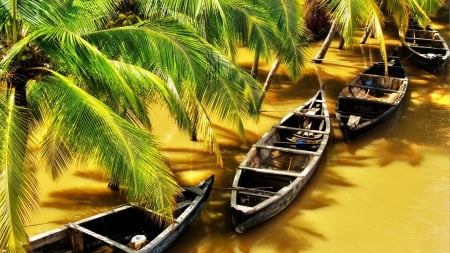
[[335, 56, 408, 142], [29, 175, 214, 253], [230, 88, 330, 233], [402, 24, 449, 74]]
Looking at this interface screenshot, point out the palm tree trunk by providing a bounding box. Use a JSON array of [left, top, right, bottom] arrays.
[[360, 0, 384, 44], [259, 58, 281, 105], [338, 36, 345, 49], [190, 108, 199, 141], [312, 21, 339, 63], [360, 27, 372, 44], [251, 52, 260, 78]]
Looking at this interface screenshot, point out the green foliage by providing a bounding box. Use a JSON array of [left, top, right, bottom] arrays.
[[0, 0, 264, 251]]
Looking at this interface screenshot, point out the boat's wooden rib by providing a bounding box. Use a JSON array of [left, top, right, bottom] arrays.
[[238, 166, 310, 178], [292, 113, 328, 118], [335, 55, 408, 142], [274, 125, 328, 134], [230, 86, 330, 233], [254, 144, 320, 156], [346, 84, 401, 93], [29, 175, 214, 253], [402, 22, 449, 73]]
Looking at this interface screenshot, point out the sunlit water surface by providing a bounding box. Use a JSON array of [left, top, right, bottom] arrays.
[[26, 16, 449, 253]]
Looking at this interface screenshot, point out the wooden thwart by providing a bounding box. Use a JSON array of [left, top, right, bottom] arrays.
[[293, 112, 327, 118], [254, 144, 319, 156], [275, 125, 328, 134], [239, 166, 308, 178], [347, 84, 400, 93], [405, 37, 444, 42]]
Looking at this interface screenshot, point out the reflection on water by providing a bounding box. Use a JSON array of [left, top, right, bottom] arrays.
[[26, 15, 448, 253]]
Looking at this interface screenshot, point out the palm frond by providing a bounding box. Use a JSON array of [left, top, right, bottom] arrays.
[[268, 0, 310, 78], [0, 92, 38, 252], [367, 0, 388, 70], [29, 70, 181, 219], [85, 20, 262, 116], [327, 0, 362, 47], [32, 27, 152, 129]]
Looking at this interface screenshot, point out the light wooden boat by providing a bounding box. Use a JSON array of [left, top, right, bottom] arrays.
[[29, 175, 214, 253], [335, 56, 408, 142], [230, 87, 330, 233]]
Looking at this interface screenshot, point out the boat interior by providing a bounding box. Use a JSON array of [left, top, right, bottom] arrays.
[[405, 29, 448, 55], [31, 189, 199, 253], [236, 169, 296, 206], [341, 73, 405, 103]]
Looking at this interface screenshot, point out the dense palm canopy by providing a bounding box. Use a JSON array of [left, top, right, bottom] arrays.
[[154, 0, 309, 78], [137, 0, 309, 143], [0, 0, 264, 251], [313, 0, 445, 63]]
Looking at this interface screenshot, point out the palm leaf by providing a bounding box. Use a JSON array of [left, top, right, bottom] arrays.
[[0, 92, 38, 252], [31, 27, 153, 129], [28, 70, 181, 220]]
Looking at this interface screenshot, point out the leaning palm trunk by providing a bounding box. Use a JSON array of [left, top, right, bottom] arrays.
[[360, 27, 372, 44], [338, 36, 345, 49], [312, 21, 339, 63], [190, 108, 199, 141], [259, 58, 281, 105], [251, 52, 260, 78], [360, 0, 384, 44]]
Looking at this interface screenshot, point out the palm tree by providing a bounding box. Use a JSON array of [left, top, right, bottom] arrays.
[[99, 0, 266, 164], [312, 0, 445, 64], [313, 0, 387, 63], [0, 0, 262, 251], [155, 0, 310, 105], [384, 0, 445, 38]]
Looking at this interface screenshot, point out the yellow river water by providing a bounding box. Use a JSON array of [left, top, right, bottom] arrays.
[[26, 16, 449, 253]]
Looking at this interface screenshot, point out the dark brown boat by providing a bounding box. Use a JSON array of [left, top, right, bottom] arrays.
[[230, 87, 330, 233], [402, 22, 449, 73], [29, 175, 214, 253], [335, 56, 408, 142]]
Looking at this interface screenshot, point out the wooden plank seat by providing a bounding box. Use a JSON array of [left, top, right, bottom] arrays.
[[274, 125, 328, 134], [239, 166, 307, 177], [346, 84, 400, 93], [254, 144, 319, 156], [338, 96, 396, 105], [234, 187, 279, 198], [274, 141, 319, 151], [409, 45, 446, 51], [293, 112, 327, 118], [405, 37, 444, 42]]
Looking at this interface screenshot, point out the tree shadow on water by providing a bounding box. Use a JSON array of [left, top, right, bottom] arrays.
[[40, 188, 125, 211]]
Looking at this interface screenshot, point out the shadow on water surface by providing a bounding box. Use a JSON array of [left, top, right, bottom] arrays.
[[164, 121, 349, 252]]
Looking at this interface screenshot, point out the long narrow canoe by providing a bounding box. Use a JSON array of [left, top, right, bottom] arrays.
[[29, 175, 214, 253], [402, 22, 449, 73], [230, 87, 330, 233], [335, 56, 408, 142]]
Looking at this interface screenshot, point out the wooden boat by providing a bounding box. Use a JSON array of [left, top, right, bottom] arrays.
[[335, 56, 408, 142], [402, 22, 449, 73], [230, 87, 330, 233], [29, 175, 214, 253]]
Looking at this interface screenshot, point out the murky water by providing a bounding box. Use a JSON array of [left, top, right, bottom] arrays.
[[26, 16, 448, 253]]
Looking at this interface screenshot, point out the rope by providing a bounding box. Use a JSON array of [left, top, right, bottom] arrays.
[[24, 216, 84, 227]]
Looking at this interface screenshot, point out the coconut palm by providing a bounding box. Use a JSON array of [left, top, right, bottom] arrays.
[[312, 0, 445, 63], [385, 0, 445, 37], [0, 0, 262, 251], [97, 0, 266, 163], [360, 0, 445, 44], [312, 0, 387, 63], [156, 0, 310, 106]]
